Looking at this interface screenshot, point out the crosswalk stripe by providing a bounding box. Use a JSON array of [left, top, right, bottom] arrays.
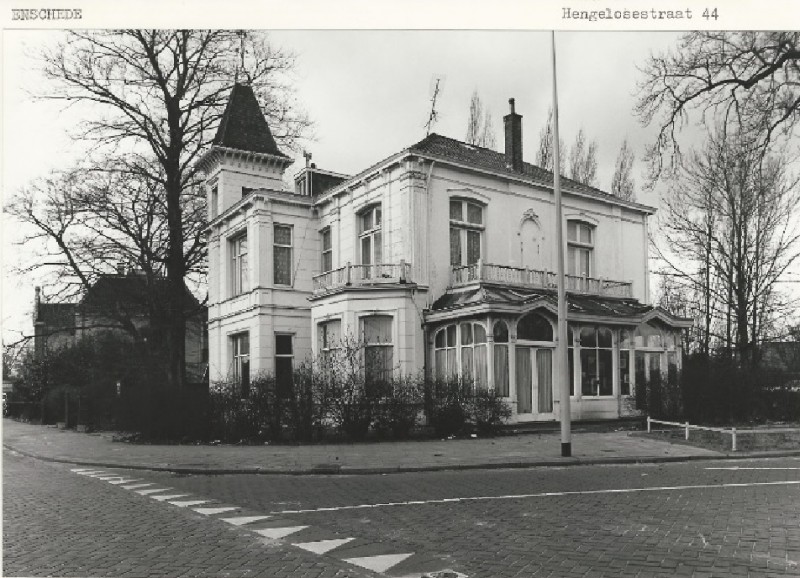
[[70, 468, 95, 473], [108, 478, 139, 485], [136, 488, 172, 495], [220, 515, 271, 526], [254, 526, 308, 539], [293, 538, 354, 554], [193, 507, 239, 515], [343, 553, 413, 573], [122, 483, 154, 490], [169, 499, 210, 507], [151, 494, 190, 501]]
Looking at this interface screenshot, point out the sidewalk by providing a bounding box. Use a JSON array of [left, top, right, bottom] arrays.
[[2, 418, 747, 475]]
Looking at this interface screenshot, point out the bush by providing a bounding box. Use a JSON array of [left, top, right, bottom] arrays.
[[425, 379, 511, 437], [373, 376, 424, 439], [467, 390, 513, 436]]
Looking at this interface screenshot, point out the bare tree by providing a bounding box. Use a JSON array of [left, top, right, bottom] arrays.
[[13, 30, 310, 389], [536, 107, 565, 172], [568, 128, 598, 186], [465, 90, 496, 149], [657, 126, 800, 366], [611, 138, 636, 200], [636, 31, 800, 182]]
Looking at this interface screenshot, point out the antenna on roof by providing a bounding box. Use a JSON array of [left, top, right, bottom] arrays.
[[424, 75, 445, 136]]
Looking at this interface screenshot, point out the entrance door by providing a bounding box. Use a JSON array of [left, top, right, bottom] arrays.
[[515, 346, 555, 418]]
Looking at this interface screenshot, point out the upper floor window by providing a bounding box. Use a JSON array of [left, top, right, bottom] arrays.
[[210, 184, 218, 219], [230, 232, 249, 296], [567, 221, 594, 278], [321, 228, 332, 273], [358, 205, 382, 266], [450, 199, 484, 267], [274, 224, 293, 285]]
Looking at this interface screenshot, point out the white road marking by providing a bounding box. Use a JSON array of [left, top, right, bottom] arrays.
[[151, 493, 190, 502], [122, 483, 154, 490], [136, 488, 172, 495], [193, 506, 239, 516], [169, 499, 210, 507], [107, 478, 140, 485], [344, 553, 413, 573], [220, 515, 271, 526], [706, 467, 800, 470], [293, 537, 354, 554], [272, 480, 800, 515], [70, 468, 96, 473], [253, 526, 308, 539]]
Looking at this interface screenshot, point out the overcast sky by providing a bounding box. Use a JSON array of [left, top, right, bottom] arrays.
[[0, 28, 775, 344]]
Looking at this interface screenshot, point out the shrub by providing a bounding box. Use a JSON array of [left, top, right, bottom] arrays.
[[467, 389, 512, 436], [373, 375, 424, 439]]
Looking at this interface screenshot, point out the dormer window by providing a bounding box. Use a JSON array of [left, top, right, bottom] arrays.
[[567, 221, 594, 278], [449, 199, 484, 267], [358, 205, 382, 266]]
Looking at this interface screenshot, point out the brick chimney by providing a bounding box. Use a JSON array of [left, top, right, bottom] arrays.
[[504, 98, 523, 172]]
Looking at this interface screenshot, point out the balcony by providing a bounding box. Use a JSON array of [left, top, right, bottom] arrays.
[[313, 261, 412, 294], [450, 261, 633, 298]]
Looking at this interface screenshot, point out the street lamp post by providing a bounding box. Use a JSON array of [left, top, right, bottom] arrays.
[[551, 31, 572, 458]]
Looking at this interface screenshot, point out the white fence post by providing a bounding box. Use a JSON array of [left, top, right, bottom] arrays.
[[647, 416, 651, 433], [685, 421, 690, 440], [732, 428, 737, 452]]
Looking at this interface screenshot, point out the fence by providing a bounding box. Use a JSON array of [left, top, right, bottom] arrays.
[[647, 416, 739, 451]]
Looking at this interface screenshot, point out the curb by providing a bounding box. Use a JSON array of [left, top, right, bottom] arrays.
[[6, 441, 800, 476]]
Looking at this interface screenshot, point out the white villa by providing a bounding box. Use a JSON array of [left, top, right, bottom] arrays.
[[201, 83, 691, 422]]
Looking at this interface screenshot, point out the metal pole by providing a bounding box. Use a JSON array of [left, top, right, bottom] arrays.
[[552, 31, 571, 458]]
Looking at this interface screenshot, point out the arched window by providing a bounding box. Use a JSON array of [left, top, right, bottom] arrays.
[[517, 312, 553, 342], [635, 322, 664, 348], [434, 325, 457, 380], [460, 322, 488, 390], [493, 320, 509, 397]]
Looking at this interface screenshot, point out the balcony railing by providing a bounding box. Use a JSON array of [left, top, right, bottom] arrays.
[[450, 261, 633, 298], [313, 261, 412, 294]]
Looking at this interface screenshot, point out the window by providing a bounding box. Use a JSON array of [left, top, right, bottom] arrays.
[[230, 232, 249, 296], [210, 184, 218, 219], [434, 325, 457, 381], [493, 320, 510, 397], [567, 221, 594, 278], [318, 319, 341, 367], [461, 322, 488, 390], [361, 315, 393, 384], [517, 312, 554, 342], [231, 332, 250, 397], [321, 228, 332, 273], [275, 333, 293, 396], [578, 326, 613, 396], [635, 323, 664, 348], [449, 199, 484, 267], [274, 224, 293, 285], [619, 329, 632, 396], [358, 206, 382, 266]]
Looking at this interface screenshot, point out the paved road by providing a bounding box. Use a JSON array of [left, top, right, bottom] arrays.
[[5, 449, 800, 577]]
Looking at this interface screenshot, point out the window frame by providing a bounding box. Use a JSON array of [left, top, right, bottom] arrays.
[[358, 205, 382, 266], [360, 314, 394, 384], [230, 332, 250, 397], [230, 231, 249, 297], [566, 220, 595, 278], [274, 332, 294, 396], [449, 199, 485, 268], [320, 227, 333, 273], [273, 223, 293, 286]]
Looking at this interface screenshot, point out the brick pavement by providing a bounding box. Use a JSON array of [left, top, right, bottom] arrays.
[[2, 418, 723, 475], [3, 449, 383, 578]]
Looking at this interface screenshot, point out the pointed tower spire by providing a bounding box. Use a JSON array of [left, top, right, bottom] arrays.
[[213, 83, 290, 158]]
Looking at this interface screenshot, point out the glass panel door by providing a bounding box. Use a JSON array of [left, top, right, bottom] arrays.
[[516, 346, 532, 413], [536, 349, 553, 413]]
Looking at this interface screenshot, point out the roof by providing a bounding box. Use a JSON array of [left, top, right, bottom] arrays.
[[408, 133, 637, 206], [212, 83, 289, 158], [430, 284, 688, 327], [81, 273, 200, 313], [35, 302, 76, 328]]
